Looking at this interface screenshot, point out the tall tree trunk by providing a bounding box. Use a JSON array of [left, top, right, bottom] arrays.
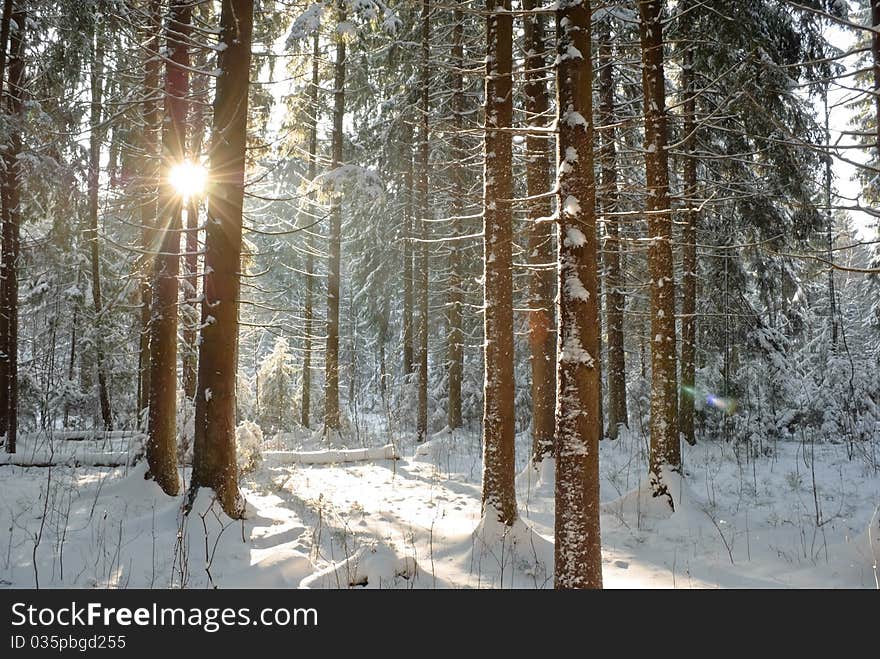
[[88, 18, 113, 430], [872, 1, 880, 163], [147, 0, 192, 495], [446, 2, 464, 431], [182, 38, 206, 403], [323, 2, 345, 432], [138, 0, 161, 426], [301, 30, 320, 429], [639, 0, 680, 505], [553, 0, 603, 590], [416, 0, 430, 443], [679, 32, 697, 446], [598, 20, 628, 440], [192, 0, 254, 517], [0, 0, 12, 447], [522, 0, 556, 463], [402, 119, 414, 378], [481, 0, 516, 525], [0, 5, 23, 453]]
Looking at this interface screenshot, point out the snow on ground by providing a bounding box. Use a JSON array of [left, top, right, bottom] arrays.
[[1, 423, 878, 588]]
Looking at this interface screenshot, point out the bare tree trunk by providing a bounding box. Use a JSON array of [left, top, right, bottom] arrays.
[[553, 0, 603, 590], [0, 5, 24, 453], [679, 33, 697, 446], [88, 18, 113, 430], [522, 0, 556, 463], [137, 2, 161, 426], [192, 0, 254, 517], [416, 0, 430, 443], [872, 1, 880, 162], [323, 2, 345, 432], [147, 0, 192, 495], [402, 119, 414, 378], [598, 20, 627, 440], [481, 0, 516, 525], [446, 2, 464, 431], [182, 32, 207, 403], [0, 0, 12, 446], [639, 0, 680, 505], [302, 30, 320, 429]]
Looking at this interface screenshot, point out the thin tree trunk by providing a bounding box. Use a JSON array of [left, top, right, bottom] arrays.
[[481, 0, 516, 525], [402, 120, 414, 377], [446, 2, 464, 431], [323, 2, 345, 432], [88, 18, 113, 430], [679, 33, 697, 446], [872, 1, 880, 162], [416, 0, 430, 443], [0, 0, 12, 446], [183, 21, 208, 402], [0, 6, 24, 453], [147, 0, 192, 495], [522, 0, 556, 463], [138, 1, 161, 425], [553, 0, 603, 590], [639, 0, 680, 505], [302, 30, 320, 429], [192, 0, 254, 517], [598, 20, 628, 440]]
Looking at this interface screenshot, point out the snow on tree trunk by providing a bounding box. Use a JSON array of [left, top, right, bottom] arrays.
[[638, 0, 680, 506], [553, 0, 603, 590], [481, 0, 517, 526], [522, 0, 557, 464], [192, 0, 254, 518]]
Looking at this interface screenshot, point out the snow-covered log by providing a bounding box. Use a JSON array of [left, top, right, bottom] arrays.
[[265, 444, 398, 465], [0, 450, 138, 467]]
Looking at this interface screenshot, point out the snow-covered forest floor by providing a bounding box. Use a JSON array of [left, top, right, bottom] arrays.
[[2, 422, 879, 589]]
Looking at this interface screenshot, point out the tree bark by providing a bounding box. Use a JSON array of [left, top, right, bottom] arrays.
[[0, 5, 24, 453], [553, 0, 603, 590], [416, 0, 430, 443], [302, 30, 320, 429], [638, 0, 680, 505], [147, 0, 192, 496], [0, 0, 12, 447], [446, 2, 464, 431], [402, 119, 414, 378], [88, 17, 113, 430], [192, 0, 254, 517], [679, 32, 697, 446], [522, 0, 556, 463], [323, 2, 345, 432], [872, 1, 880, 162], [182, 29, 207, 403], [137, 0, 162, 427], [598, 19, 628, 440], [481, 0, 516, 525]]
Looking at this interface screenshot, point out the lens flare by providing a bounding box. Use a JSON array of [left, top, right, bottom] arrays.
[[682, 384, 738, 415]]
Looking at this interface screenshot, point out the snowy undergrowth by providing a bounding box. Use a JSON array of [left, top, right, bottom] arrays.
[[0, 459, 314, 589], [3, 421, 878, 588]]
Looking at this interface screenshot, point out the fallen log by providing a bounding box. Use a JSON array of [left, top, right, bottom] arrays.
[[265, 444, 398, 465]]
